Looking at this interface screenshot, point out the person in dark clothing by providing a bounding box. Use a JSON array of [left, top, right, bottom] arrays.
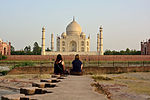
[[54, 54, 65, 75], [70, 54, 83, 75]]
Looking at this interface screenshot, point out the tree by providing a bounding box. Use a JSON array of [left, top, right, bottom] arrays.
[[11, 46, 15, 52], [46, 48, 51, 51], [24, 45, 33, 55], [104, 48, 141, 55], [32, 42, 41, 55], [24, 45, 31, 52]]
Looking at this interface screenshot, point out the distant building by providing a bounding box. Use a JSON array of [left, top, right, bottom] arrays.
[[0, 39, 11, 55], [41, 17, 104, 55], [141, 39, 150, 55]]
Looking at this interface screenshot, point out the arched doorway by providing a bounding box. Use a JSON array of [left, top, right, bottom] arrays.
[[4, 48, 6, 55], [69, 41, 77, 52]]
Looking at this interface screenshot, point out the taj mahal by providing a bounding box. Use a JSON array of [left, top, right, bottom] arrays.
[[41, 17, 103, 55]]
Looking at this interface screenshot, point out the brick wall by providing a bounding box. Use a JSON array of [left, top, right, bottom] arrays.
[[5, 55, 150, 61]]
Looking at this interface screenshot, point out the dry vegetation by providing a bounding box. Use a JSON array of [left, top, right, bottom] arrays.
[[92, 72, 150, 100]]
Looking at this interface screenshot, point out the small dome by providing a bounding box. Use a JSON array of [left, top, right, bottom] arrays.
[[0, 38, 2, 42], [66, 17, 82, 35], [81, 32, 86, 36], [100, 25, 103, 29], [61, 32, 66, 37], [42, 26, 45, 30]]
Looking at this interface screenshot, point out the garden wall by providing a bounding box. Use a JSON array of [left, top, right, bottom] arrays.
[[8, 66, 150, 75], [5, 55, 150, 61]]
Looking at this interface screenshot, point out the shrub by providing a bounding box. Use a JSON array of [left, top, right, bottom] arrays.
[[0, 55, 7, 60], [0, 70, 9, 75]]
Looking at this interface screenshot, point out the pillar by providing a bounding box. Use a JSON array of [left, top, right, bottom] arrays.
[[51, 33, 54, 51], [99, 26, 103, 55], [97, 34, 100, 52], [41, 27, 45, 55]]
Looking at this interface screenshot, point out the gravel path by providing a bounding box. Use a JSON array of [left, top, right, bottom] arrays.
[[30, 75, 107, 100]]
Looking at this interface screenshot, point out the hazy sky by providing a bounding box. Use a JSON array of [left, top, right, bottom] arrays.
[[0, 0, 150, 51]]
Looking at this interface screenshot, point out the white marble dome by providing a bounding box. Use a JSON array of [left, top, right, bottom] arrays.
[[66, 18, 82, 35]]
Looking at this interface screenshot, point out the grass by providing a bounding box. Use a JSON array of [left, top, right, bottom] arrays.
[[92, 75, 113, 81], [93, 72, 150, 95], [10, 61, 35, 70]]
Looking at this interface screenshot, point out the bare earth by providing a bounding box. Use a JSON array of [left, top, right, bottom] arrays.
[[1, 73, 150, 100], [0, 75, 107, 100], [95, 72, 150, 100]]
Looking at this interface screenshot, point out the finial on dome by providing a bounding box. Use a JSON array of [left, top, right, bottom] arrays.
[[73, 16, 75, 21], [100, 25, 103, 29], [42, 26, 45, 30]]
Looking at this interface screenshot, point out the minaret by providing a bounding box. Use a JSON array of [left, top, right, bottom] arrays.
[[41, 27, 45, 55], [51, 33, 54, 51], [97, 34, 100, 52], [99, 26, 103, 55]]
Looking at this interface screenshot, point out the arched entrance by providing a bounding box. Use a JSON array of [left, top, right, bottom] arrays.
[[69, 41, 77, 52], [4, 48, 6, 55]]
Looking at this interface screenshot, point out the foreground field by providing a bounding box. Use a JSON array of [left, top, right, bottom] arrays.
[[92, 72, 150, 100], [1, 73, 150, 100]]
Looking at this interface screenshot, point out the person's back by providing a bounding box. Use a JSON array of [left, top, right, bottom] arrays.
[[71, 54, 83, 74], [54, 60, 64, 74], [54, 54, 65, 75], [72, 59, 82, 72]]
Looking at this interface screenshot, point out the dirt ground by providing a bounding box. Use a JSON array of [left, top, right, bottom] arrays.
[[92, 72, 150, 100], [1, 73, 150, 100]]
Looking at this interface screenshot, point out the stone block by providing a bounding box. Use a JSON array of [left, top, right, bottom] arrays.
[[1, 94, 25, 100], [45, 83, 56, 88], [35, 88, 46, 94], [20, 96, 38, 100], [32, 82, 46, 88], [51, 78, 61, 83], [20, 87, 37, 95], [42, 88, 53, 93], [51, 74, 61, 78], [57, 77, 66, 79], [40, 79, 52, 83], [20, 96, 30, 100]]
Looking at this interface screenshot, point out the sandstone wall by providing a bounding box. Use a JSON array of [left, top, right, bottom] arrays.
[[8, 66, 150, 75], [5, 55, 150, 61]]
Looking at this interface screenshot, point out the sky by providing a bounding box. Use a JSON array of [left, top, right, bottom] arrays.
[[0, 0, 150, 51]]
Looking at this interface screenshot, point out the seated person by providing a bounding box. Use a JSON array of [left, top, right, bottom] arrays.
[[54, 54, 65, 75], [70, 54, 83, 75]]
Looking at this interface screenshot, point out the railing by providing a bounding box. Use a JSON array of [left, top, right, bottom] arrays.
[[0, 61, 150, 68]]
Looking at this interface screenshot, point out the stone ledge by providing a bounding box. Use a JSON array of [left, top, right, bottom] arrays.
[[40, 79, 52, 83], [1, 94, 25, 100], [32, 82, 57, 88], [51, 74, 61, 78], [20, 87, 37, 95], [51, 78, 61, 83], [32, 82, 46, 88]]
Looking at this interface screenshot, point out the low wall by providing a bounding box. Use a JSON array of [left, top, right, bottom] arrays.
[[8, 66, 150, 75], [5, 55, 150, 61]]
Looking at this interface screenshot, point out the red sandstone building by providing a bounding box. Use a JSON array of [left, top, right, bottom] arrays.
[[0, 39, 11, 55], [141, 39, 150, 55]]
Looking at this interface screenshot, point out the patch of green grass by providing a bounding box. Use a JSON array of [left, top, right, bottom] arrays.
[[10, 61, 35, 70]]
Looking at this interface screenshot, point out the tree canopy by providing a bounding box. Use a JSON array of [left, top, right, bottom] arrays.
[[104, 48, 141, 55], [11, 42, 44, 55]]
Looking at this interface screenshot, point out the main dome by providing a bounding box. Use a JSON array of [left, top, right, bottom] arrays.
[[66, 18, 82, 35]]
